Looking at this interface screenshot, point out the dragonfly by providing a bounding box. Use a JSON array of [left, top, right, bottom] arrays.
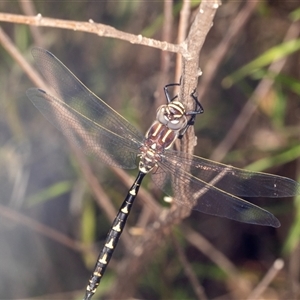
[[26, 48, 300, 300]]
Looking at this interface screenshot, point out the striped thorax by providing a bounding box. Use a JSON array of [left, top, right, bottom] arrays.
[[139, 101, 188, 174]]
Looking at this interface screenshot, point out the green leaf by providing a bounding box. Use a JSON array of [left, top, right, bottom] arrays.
[[223, 39, 300, 87], [274, 73, 300, 96], [81, 198, 97, 267], [289, 7, 300, 22], [27, 180, 73, 206], [283, 174, 300, 254], [246, 145, 300, 172]]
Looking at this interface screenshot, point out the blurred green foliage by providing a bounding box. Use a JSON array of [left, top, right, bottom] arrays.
[[223, 38, 300, 88]]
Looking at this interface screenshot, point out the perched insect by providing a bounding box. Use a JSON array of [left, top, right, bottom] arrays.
[[27, 48, 300, 300]]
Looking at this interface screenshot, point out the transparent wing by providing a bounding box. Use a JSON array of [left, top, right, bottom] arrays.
[[153, 150, 300, 227], [26, 48, 144, 169], [171, 150, 300, 197]]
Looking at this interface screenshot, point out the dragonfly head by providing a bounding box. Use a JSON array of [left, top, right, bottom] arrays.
[[156, 101, 188, 131]]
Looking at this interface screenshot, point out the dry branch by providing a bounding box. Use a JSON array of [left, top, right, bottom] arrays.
[[0, 1, 221, 299]]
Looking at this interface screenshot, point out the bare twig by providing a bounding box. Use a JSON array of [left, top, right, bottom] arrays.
[[246, 258, 284, 300], [107, 2, 220, 298], [161, 0, 173, 76], [180, 1, 221, 112], [175, 0, 191, 81], [0, 12, 181, 53], [69, 145, 133, 248], [183, 225, 238, 278], [0, 27, 46, 89], [171, 232, 208, 300], [154, 0, 174, 108], [0, 203, 87, 253], [1, 2, 220, 298]]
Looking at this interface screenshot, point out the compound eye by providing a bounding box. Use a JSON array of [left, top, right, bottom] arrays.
[[156, 104, 188, 130], [156, 105, 168, 125]]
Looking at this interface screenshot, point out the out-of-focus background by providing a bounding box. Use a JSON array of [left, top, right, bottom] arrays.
[[1, 1, 300, 299]]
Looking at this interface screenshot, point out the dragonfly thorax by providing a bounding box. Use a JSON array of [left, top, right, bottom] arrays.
[[139, 120, 180, 173], [156, 101, 188, 130], [139, 102, 188, 174]]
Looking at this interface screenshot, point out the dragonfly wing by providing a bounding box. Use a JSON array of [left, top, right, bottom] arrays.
[[27, 48, 144, 169], [27, 88, 140, 168], [166, 150, 300, 198], [154, 151, 281, 227]]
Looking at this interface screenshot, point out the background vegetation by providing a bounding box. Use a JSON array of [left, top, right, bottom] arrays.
[[0, 1, 300, 299]]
